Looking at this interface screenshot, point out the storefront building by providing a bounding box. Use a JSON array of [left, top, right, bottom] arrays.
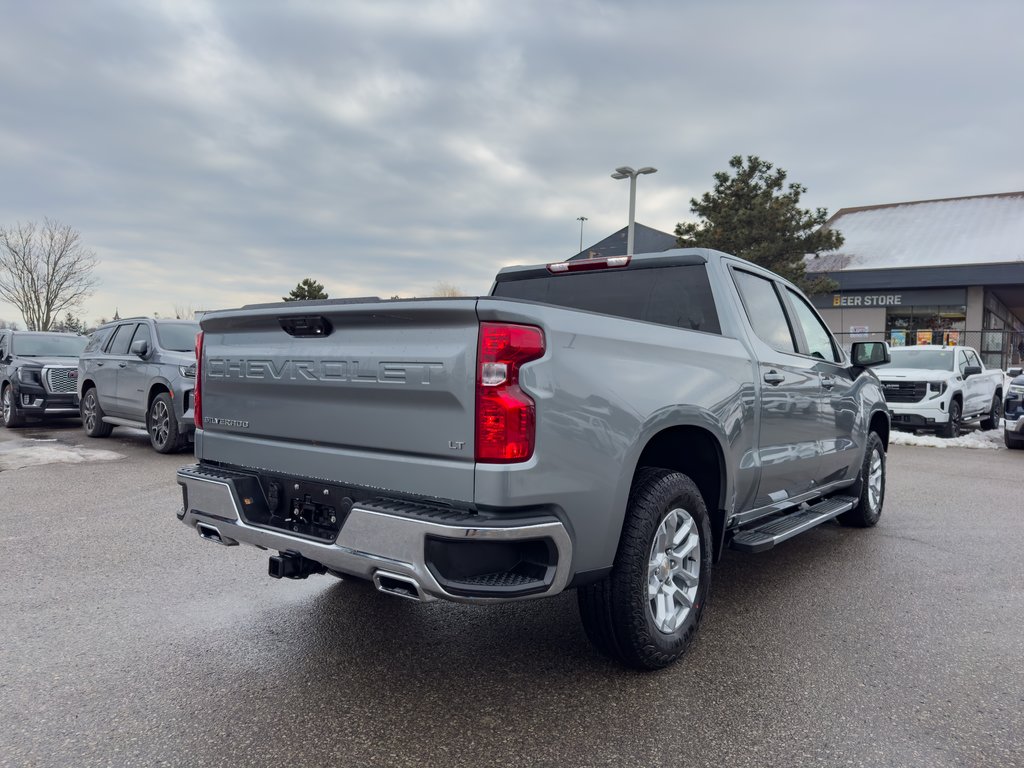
[[808, 192, 1024, 369]]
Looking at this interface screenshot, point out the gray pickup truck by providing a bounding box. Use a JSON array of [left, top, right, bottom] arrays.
[[177, 248, 891, 669]]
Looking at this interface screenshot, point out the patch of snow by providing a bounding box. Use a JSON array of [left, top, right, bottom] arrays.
[[889, 426, 1005, 450], [0, 444, 124, 471]]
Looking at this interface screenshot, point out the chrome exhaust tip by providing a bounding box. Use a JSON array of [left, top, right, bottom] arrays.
[[196, 522, 238, 546], [372, 571, 427, 602]]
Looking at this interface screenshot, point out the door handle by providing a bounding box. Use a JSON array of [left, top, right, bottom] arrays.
[[118, 362, 127, 368], [96, 361, 105, 367], [763, 371, 785, 385], [820, 375, 836, 389]]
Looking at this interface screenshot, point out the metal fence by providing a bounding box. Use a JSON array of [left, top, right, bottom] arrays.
[[833, 329, 1024, 372]]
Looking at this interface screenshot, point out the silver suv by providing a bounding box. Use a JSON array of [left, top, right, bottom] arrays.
[[78, 317, 199, 453]]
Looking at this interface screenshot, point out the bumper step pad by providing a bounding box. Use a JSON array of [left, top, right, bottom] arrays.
[[730, 495, 858, 553]]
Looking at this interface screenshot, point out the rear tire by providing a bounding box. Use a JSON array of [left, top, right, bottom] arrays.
[[980, 394, 1001, 431], [577, 468, 712, 670], [1005, 431, 1024, 450], [839, 432, 886, 527], [2, 385, 26, 428], [81, 387, 113, 438]]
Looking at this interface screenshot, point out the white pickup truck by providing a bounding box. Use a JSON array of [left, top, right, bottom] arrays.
[[876, 345, 1004, 437]]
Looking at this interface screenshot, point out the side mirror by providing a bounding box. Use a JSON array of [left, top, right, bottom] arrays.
[[851, 341, 890, 367], [1007, 367, 1023, 377], [962, 365, 982, 378], [130, 339, 149, 358]]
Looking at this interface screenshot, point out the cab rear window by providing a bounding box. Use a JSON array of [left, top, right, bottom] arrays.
[[492, 264, 720, 334]]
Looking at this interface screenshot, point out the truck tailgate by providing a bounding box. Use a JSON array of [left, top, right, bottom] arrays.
[[196, 299, 479, 501]]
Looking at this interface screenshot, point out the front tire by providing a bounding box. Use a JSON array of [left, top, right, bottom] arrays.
[[2, 385, 26, 428], [980, 394, 1002, 431], [839, 432, 886, 527], [81, 387, 113, 438], [939, 399, 962, 438], [148, 392, 187, 453], [577, 468, 712, 670], [1005, 431, 1024, 450]]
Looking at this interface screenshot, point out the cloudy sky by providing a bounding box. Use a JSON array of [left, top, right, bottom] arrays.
[[1, 0, 1022, 326]]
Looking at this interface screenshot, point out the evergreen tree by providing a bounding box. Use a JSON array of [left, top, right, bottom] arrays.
[[283, 278, 329, 302], [54, 312, 84, 333], [675, 155, 841, 293]]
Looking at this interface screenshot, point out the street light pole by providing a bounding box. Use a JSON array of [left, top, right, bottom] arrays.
[[610, 165, 657, 256], [576, 216, 588, 253]]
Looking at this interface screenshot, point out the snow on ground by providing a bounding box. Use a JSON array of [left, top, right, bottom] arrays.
[[889, 426, 1005, 450], [0, 438, 123, 471]]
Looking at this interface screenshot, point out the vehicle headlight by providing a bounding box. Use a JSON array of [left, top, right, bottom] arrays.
[[1009, 384, 1024, 396], [179, 364, 196, 378], [17, 367, 41, 384], [927, 381, 947, 396]]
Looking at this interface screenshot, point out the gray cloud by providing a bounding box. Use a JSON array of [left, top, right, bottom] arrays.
[[1, 0, 1022, 324]]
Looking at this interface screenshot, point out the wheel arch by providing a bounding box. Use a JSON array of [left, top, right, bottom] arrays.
[[869, 409, 890, 450], [146, 381, 172, 411], [628, 424, 728, 562]]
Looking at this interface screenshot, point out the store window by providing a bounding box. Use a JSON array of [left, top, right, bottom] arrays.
[[885, 305, 966, 347]]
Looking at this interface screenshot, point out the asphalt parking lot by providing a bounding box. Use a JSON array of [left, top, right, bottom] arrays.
[[2, 422, 1022, 768]]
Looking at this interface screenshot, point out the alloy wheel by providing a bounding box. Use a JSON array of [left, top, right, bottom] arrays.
[[647, 507, 701, 634], [83, 393, 97, 431], [867, 448, 883, 514], [150, 399, 170, 447]]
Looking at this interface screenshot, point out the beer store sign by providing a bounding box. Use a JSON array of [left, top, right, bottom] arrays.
[[812, 288, 966, 310], [833, 293, 902, 307]]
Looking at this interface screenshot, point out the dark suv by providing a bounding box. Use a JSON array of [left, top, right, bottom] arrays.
[[78, 317, 199, 453], [0, 330, 86, 427]]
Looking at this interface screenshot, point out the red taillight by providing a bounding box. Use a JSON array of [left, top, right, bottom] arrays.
[[475, 322, 545, 463], [194, 331, 204, 429]]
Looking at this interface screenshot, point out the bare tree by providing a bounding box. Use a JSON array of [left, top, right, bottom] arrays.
[[0, 218, 99, 331], [431, 281, 463, 297], [0, 318, 20, 330]]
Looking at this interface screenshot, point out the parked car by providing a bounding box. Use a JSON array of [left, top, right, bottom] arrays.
[[176, 248, 891, 670], [0, 330, 86, 427], [78, 317, 199, 452], [1004, 369, 1024, 449], [875, 345, 1004, 437]]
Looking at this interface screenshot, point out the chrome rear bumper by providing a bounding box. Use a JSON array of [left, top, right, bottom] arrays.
[[176, 464, 573, 604]]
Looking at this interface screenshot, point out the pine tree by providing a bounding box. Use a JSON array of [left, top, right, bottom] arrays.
[[283, 278, 329, 302], [675, 155, 841, 293]]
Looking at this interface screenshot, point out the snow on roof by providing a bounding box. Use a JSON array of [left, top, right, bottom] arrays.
[[810, 192, 1024, 272]]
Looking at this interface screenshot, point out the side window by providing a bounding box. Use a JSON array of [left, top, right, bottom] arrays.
[[107, 324, 138, 356], [965, 349, 981, 369], [0, 333, 7, 359], [785, 288, 840, 362], [83, 327, 113, 354], [732, 270, 797, 353], [131, 323, 152, 351], [957, 351, 968, 376]]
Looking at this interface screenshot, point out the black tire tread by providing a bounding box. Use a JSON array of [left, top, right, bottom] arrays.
[[81, 388, 114, 438], [578, 468, 711, 670], [939, 399, 962, 439], [2, 384, 26, 428], [980, 394, 1001, 431], [839, 432, 885, 527], [149, 392, 188, 454]]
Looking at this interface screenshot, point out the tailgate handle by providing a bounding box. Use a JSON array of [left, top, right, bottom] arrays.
[[279, 315, 333, 337]]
